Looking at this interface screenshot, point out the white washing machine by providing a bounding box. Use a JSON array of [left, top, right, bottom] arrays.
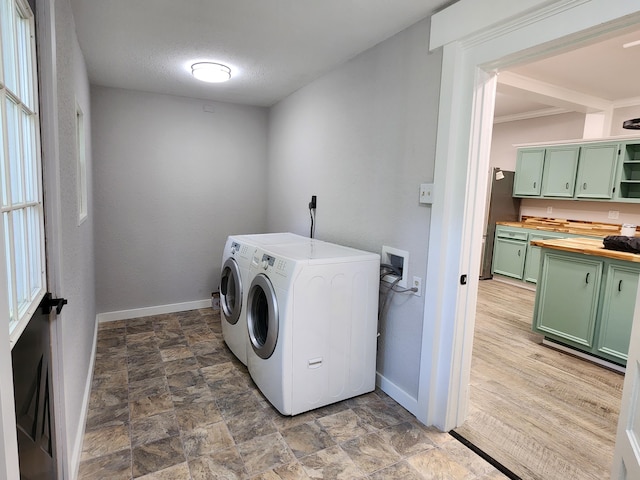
[[220, 236, 255, 365], [245, 240, 380, 415], [220, 233, 310, 365]]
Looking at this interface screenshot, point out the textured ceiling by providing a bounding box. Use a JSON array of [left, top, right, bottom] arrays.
[[70, 1, 640, 115], [70, 0, 454, 107]]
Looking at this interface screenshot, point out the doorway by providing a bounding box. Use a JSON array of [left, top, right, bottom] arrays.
[[422, 2, 640, 477], [458, 19, 640, 478], [419, 0, 640, 439]]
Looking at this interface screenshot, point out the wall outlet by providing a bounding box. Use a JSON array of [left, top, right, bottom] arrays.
[[608, 210, 620, 219], [412, 276, 422, 296], [546, 206, 553, 214]]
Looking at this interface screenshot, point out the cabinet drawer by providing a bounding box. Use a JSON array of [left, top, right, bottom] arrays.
[[496, 229, 528, 241]]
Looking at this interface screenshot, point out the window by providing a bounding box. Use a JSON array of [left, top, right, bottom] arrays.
[[76, 102, 87, 223], [1, 0, 46, 344]]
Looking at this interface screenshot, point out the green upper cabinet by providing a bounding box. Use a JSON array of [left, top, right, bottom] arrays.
[[575, 143, 619, 199], [596, 263, 640, 362], [513, 148, 545, 196], [512, 139, 640, 202], [616, 142, 640, 200], [541, 146, 579, 197]]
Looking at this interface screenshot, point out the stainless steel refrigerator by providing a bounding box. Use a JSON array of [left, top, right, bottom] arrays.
[[480, 168, 521, 279]]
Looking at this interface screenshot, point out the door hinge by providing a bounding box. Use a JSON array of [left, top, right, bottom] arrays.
[[41, 292, 68, 315]]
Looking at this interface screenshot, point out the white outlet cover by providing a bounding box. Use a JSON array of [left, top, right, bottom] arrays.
[[419, 183, 434, 205]]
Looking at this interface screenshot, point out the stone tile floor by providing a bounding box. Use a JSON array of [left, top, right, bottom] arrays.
[[78, 308, 508, 479]]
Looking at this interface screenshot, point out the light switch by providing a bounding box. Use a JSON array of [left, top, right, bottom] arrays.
[[419, 183, 434, 204]]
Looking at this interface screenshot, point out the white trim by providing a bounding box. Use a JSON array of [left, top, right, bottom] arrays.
[[8, 288, 46, 349], [613, 96, 640, 109], [69, 319, 97, 480], [493, 107, 569, 124], [97, 299, 212, 323], [430, 0, 560, 50], [376, 373, 418, 415]]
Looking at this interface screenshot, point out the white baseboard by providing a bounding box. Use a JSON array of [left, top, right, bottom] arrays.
[[96, 299, 212, 323], [70, 318, 98, 480], [376, 372, 419, 416]]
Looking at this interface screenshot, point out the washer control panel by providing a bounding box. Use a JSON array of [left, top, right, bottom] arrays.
[[261, 253, 275, 270]]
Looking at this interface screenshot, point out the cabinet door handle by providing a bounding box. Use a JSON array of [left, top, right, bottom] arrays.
[[583, 182, 587, 190], [518, 249, 521, 257], [619, 280, 623, 292], [533, 181, 536, 189], [566, 182, 569, 189], [585, 272, 590, 284]]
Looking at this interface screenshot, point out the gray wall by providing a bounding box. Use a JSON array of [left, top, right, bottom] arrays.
[[92, 88, 269, 313], [52, 0, 96, 468], [267, 18, 441, 399]]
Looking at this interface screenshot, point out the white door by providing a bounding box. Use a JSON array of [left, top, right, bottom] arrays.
[[611, 282, 640, 479]]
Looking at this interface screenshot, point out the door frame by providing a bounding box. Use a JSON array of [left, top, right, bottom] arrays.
[[417, 0, 640, 430]]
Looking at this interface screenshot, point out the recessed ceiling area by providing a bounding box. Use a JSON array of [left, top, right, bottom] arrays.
[[494, 25, 640, 121]]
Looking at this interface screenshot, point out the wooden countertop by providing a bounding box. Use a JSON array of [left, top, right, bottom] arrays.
[[530, 237, 640, 263], [497, 217, 639, 238]]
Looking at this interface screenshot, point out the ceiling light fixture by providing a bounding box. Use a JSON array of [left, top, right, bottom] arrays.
[[622, 39, 640, 49], [191, 62, 231, 83]]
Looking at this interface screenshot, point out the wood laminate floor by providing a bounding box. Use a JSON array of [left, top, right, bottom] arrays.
[[454, 279, 624, 480]]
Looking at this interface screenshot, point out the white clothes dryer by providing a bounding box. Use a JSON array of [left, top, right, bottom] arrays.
[[246, 240, 380, 415], [220, 233, 310, 365]]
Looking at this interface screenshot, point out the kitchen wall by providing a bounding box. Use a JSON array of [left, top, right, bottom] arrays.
[[490, 112, 586, 171], [92, 88, 269, 314], [48, 0, 97, 472], [492, 107, 640, 227], [267, 18, 440, 400], [611, 105, 640, 136]]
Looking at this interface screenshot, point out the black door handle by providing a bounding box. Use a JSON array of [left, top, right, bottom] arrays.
[[41, 292, 68, 315]]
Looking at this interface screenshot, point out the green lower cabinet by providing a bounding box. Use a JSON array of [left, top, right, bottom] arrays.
[[492, 237, 527, 280], [523, 232, 567, 284], [534, 253, 602, 348], [533, 249, 640, 366], [596, 263, 640, 363]]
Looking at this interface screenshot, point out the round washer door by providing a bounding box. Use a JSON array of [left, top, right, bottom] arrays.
[[247, 273, 279, 359], [220, 257, 242, 325]]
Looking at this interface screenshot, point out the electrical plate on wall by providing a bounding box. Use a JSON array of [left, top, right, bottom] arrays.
[[419, 183, 434, 204]]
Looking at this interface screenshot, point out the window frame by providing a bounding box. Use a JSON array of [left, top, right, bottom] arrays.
[[1, 0, 47, 347]]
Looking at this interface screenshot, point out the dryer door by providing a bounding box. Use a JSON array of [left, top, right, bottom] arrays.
[[247, 273, 279, 359], [220, 257, 243, 325]]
